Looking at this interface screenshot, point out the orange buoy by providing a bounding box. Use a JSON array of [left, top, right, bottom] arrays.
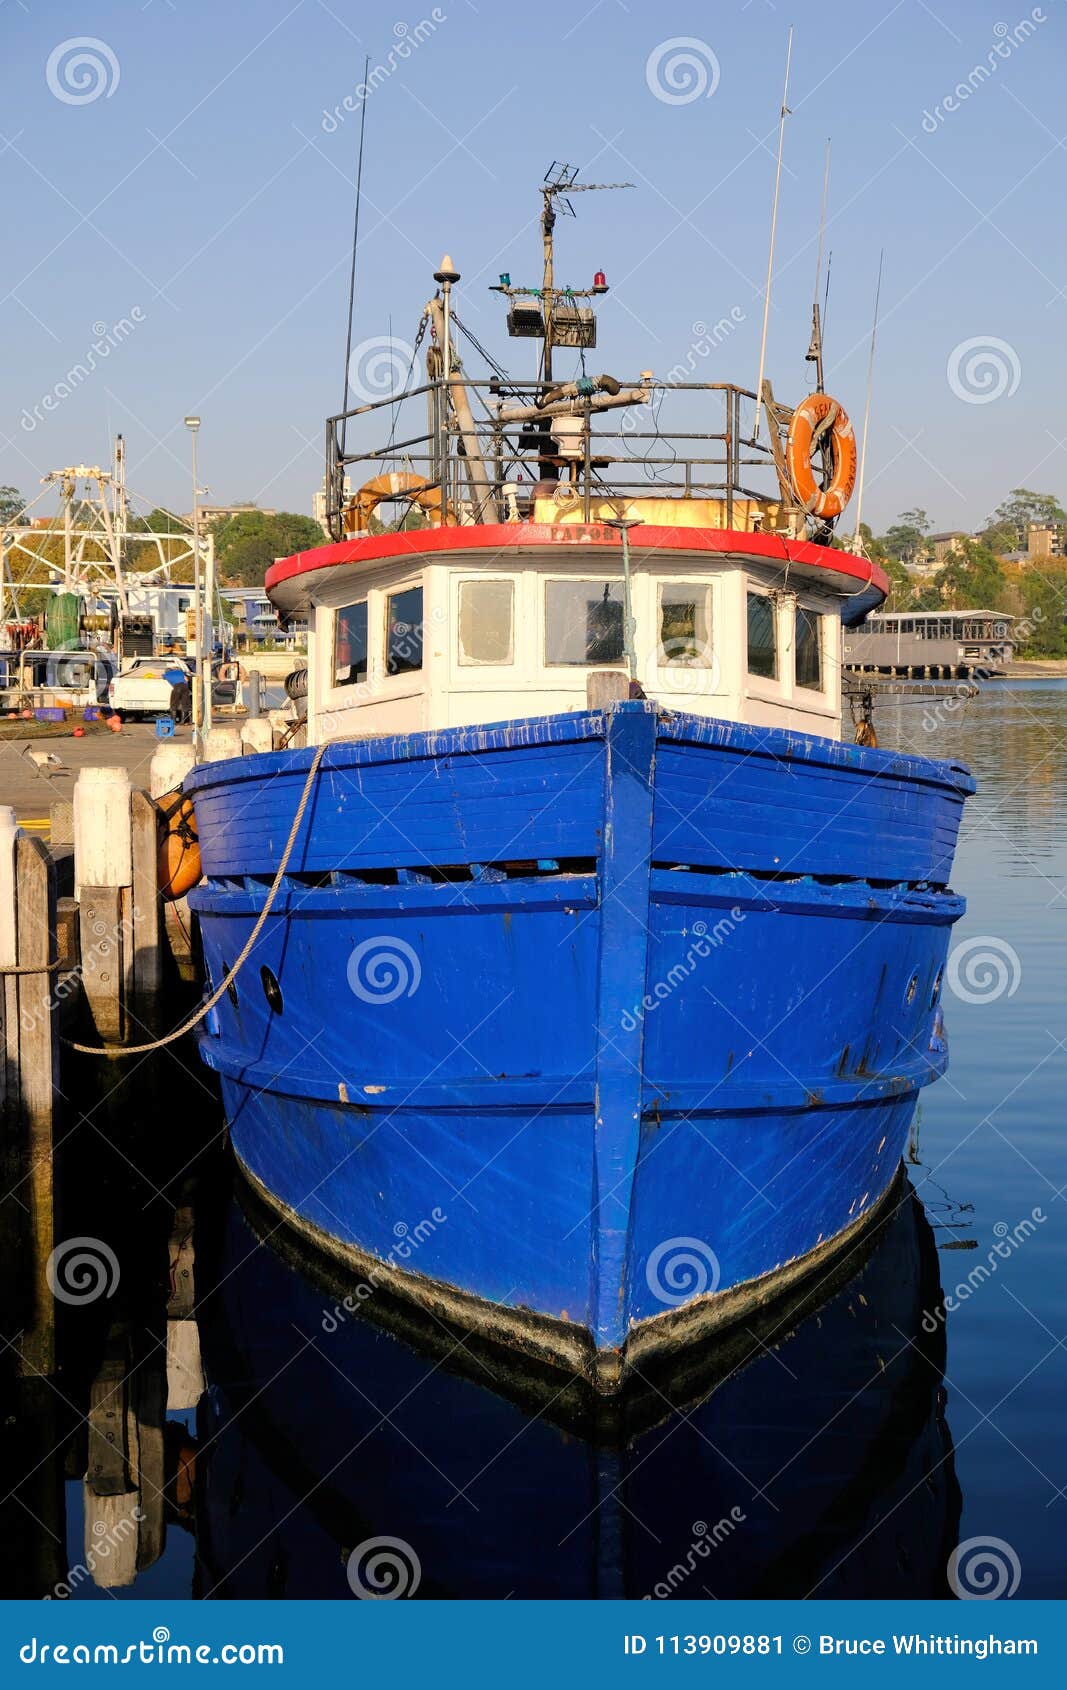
[[72, 725, 86, 738], [157, 789, 202, 901], [786, 392, 857, 520], [108, 714, 123, 733]]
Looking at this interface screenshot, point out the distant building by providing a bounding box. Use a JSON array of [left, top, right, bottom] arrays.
[[312, 474, 351, 537], [1025, 522, 1064, 559], [183, 503, 277, 527], [928, 531, 968, 565]]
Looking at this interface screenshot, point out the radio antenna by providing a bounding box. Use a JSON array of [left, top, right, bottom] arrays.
[[753, 26, 794, 440], [339, 55, 370, 461], [806, 138, 831, 390], [852, 248, 884, 553]]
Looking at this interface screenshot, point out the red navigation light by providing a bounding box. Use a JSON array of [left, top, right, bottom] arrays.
[[593, 270, 607, 290]]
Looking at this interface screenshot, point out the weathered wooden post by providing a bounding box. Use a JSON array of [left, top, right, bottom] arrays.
[[73, 767, 132, 1045], [0, 806, 59, 1377], [130, 790, 161, 1003]]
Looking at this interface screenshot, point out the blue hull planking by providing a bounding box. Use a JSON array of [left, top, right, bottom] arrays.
[[187, 703, 973, 1388]]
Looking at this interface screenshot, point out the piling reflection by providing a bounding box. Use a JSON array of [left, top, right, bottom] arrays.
[[4, 1141, 961, 1599]]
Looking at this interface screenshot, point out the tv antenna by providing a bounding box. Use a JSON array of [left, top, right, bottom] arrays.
[[492, 165, 634, 382]]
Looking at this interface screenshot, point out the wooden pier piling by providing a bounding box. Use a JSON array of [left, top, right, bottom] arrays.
[[0, 806, 60, 1377]]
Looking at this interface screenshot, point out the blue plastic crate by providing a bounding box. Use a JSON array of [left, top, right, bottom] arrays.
[[154, 714, 176, 740]]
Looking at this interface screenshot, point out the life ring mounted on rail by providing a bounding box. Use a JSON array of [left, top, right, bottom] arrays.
[[343, 472, 456, 535], [786, 392, 857, 521]]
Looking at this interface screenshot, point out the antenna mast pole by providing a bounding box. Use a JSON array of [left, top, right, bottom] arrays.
[[541, 185, 556, 385], [339, 55, 370, 464], [852, 248, 884, 552], [753, 26, 794, 441], [808, 138, 831, 392]]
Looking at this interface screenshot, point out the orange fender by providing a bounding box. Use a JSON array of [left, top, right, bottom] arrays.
[[786, 392, 857, 520], [157, 790, 201, 901]]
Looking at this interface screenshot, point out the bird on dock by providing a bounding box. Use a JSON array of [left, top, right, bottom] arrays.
[[23, 748, 65, 771]]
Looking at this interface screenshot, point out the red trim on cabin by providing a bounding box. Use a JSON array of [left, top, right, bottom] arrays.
[[266, 523, 888, 601]]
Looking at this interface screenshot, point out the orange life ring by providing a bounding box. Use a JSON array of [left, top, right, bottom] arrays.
[[786, 393, 857, 520], [157, 789, 201, 901]]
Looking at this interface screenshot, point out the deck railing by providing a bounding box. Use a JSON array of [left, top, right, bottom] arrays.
[[324, 379, 794, 542]]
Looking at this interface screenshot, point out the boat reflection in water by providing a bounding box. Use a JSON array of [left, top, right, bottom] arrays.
[[194, 1176, 961, 1599]]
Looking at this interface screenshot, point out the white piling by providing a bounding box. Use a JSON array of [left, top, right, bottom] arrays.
[[73, 768, 132, 903], [204, 726, 243, 763], [241, 718, 273, 756], [149, 741, 196, 801], [74, 769, 134, 1044]]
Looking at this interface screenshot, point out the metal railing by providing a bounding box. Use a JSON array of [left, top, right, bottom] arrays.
[[324, 379, 794, 542]]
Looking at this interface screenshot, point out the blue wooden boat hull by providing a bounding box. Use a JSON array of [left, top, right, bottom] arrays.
[[186, 703, 973, 1389]]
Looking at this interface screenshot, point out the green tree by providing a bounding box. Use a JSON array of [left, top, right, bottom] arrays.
[[0, 485, 24, 524], [881, 508, 932, 567], [934, 539, 1007, 610], [211, 509, 324, 586], [982, 488, 1066, 553], [1015, 570, 1067, 656]]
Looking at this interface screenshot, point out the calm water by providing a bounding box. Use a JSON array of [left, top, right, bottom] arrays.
[[8, 683, 1066, 1600]]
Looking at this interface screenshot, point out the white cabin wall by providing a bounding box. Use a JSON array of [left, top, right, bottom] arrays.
[[303, 549, 846, 745]]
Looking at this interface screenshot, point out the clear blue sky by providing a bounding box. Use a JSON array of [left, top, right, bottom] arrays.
[[2, 0, 1064, 535]]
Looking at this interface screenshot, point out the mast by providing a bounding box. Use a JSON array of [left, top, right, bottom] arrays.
[[806, 140, 831, 392], [852, 249, 884, 553], [753, 27, 794, 441], [541, 183, 556, 385]]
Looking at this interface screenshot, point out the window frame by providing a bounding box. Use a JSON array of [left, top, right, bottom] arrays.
[[656, 580, 714, 670], [384, 582, 426, 680], [745, 587, 779, 683], [456, 576, 516, 668], [332, 595, 370, 689], [542, 575, 627, 669], [794, 604, 826, 693]]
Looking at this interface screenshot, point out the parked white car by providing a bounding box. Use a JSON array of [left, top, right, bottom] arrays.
[[107, 657, 191, 719]]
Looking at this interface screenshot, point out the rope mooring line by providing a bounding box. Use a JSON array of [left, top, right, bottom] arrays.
[[63, 740, 331, 1059]]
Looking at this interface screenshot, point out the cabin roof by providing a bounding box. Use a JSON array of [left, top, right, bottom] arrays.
[[265, 523, 888, 624]]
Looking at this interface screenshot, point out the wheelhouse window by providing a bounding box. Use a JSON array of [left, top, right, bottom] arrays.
[[659, 584, 712, 666], [795, 607, 824, 691], [385, 585, 424, 677], [746, 591, 778, 680], [545, 579, 624, 665], [334, 599, 368, 687], [458, 579, 514, 665]]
